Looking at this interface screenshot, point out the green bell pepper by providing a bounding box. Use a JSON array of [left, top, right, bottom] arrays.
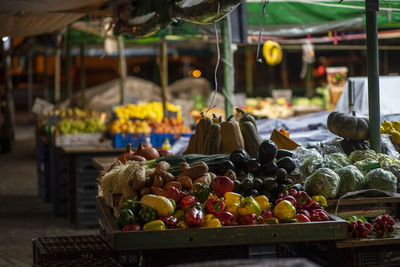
[[173, 209, 185, 219], [122, 199, 141, 216], [191, 183, 211, 203], [116, 209, 136, 228], [139, 207, 157, 224], [237, 196, 262, 217]]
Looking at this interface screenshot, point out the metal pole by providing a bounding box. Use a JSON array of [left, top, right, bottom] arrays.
[[159, 37, 168, 118], [43, 53, 49, 101], [117, 35, 126, 105], [28, 54, 33, 117], [79, 44, 86, 107], [365, 0, 381, 153], [222, 16, 234, 118], [66, 29, 73, 100], [245, 46, 253, 96]]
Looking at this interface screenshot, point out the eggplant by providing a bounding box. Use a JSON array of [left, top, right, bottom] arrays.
[[276, 156, 296, 174], [276, 149, 294, 160], [230, 149, 250, 170], [208, 160, 235, 176], [246, 158, 261, 176], [261, 162, 278, 176], [258, 140, 278, 164]]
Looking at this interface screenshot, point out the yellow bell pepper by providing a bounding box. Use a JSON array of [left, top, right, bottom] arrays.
[[173, 209, 185, 219], [176, 221, 188, 229], [143, 220, 166, 231], [311, 195, 328, 208], [237, 197, 262, 217], [226, 203, 239, 217], [224, 192, 243, 207], [255, 195, 270, 211], [273, 200, 296, 221], [202, 214, 222, 228]]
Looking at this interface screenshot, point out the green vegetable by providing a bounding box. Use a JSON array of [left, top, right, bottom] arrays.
[[336, 165, 364, 196], [117, 209, 136, 228], [379, 156, 400, 180], [139, 207, 157, 224], [323, 153, 350, 170], [353, 158, 379, 174], [348, 150, 377, 163], [362, 168, 397, 192], [294, 147, 323, 178], [191, 183, 211, 203], [122, 199, 141, 216], [304, 168, 340, 199]]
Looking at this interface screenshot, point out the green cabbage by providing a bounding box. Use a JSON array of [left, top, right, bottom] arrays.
[[362, 168, 397, 192], [379, 157, 400, 181], [304, 168, 340, 199], [336, 165, 364, 196], [348, 150, 377, 163], [354, 158, 380, 174], [323, 152, 350, 170], [294, 147, 323, 178]]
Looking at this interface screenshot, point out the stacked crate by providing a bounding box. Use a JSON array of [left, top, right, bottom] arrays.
[[49, 145, 69, 217], [35, 136, 51, 202]]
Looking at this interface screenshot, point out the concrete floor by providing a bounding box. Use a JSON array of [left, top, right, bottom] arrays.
[[0, 117, 96, 267]]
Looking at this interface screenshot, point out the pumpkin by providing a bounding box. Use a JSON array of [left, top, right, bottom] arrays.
[[327, 112, 369, 141]]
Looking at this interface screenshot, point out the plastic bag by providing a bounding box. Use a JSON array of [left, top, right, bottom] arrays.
[[314, 139, 345, 156], [379, 157, 400, 181], [336, 165, 364, 196], [348, 150, 377, 163], [362, 168, 397, 192], [304, 168, 340, 199], [293, 147, 323, 178], [381, 134, 400, 159], [353, 158, 380, 174], [323, 152, 350, 170]]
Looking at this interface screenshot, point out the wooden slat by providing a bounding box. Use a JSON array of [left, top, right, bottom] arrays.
[[327, 197, 400, 206]]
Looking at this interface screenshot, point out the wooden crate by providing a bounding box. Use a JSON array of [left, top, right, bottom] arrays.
[[96, 196, 347, 251]]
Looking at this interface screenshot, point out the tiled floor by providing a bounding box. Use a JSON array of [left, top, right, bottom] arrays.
[[0, 120, 96, 267]]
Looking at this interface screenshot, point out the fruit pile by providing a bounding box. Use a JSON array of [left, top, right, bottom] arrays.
[[57, 118, 105, 134], [108, 119, 151, 135], [149, 118, 191, 134], [113, 102, 183, 123], [381, 120, 400, 144]]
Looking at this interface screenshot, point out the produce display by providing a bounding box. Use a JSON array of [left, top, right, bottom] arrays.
[[346, 215, 396, 239], [149, 118, 191, 134], [113, 102, 183, 123], [108, 119, 151, 135], [381, 120, 400, 151], [243, 97, 293, 119]]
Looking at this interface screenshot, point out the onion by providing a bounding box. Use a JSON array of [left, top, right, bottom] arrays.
[[135, 142, 160, 160]]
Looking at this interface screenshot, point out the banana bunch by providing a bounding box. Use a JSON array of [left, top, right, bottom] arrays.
[[381, 120, 400, 143], [263, 40, 282, 66]]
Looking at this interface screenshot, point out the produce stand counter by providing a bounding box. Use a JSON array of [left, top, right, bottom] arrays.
[[92, 156, 116, 172]]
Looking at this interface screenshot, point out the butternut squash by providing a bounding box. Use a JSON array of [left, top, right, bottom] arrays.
[[220, 115, 245, 154], [141, 194, 174, 216], [204, 123, 221, 154]]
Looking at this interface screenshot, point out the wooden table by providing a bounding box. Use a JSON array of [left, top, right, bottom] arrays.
[[92, 157, 116, 172]]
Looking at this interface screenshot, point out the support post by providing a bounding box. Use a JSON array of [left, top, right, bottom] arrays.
[[54, 34, 62, 103], [222, 16, 234, 118], [66, 29, 73, 100], [365, 0, 381, 153], [159, 37, 168, 117], [79, 44, 86, 107], [117, 35, 126, 105], [245, 46, 253, 96], [43, 53, 49, 101], [28, 54, 33, 118]]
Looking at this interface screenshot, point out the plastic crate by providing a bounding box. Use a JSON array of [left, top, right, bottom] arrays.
[[33, 257, 121, 267], [32, 235, 113, 266], [113, 133, 145, 148], [150, 132, 192, 148]]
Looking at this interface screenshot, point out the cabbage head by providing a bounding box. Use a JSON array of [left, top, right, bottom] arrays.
[[349, 150, 377, 163], [336, 165, 364, 196], [323, 152, 350, 170], [304, 168, 340, 199], [363, 168, 397, 192]]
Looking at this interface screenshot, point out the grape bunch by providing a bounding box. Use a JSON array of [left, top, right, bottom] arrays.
[[373, 215, 395, 238], [347, 220, 373, 238]]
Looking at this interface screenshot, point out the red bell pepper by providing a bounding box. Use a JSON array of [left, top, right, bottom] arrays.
[[275, 195, 297, 207], [310, 210, 330, 221], [159, 216, 178, 229], [289, 189, 298, 197], [309, 202, 323, 211], [205, 198, 226, 215], [122, 224, 141, 231], [167, 186, 187, 204], [237, 214, 258, 225], [294, 214, 311, 223], [215, 211, 236, 226], [212, 176, 234, 197], [185, 207, 205, 227], [296, 209, 310, 219], [263, 217, 279, 224], [295, 191, 312, 210], [180, 195, 199, 211], [260, 210, 279, 224]]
